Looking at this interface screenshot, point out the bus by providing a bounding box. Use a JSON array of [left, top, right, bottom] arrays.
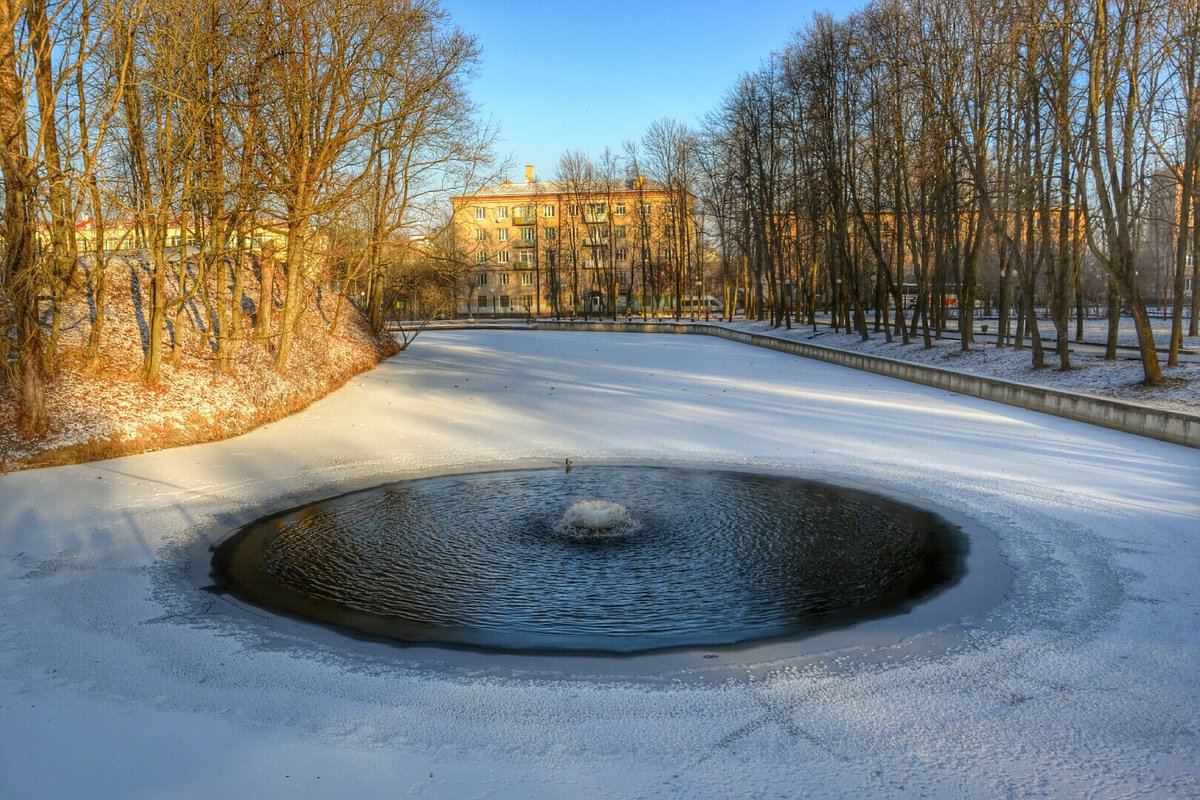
[[900, 283, 959, 312], [679, 295, 723, 316]]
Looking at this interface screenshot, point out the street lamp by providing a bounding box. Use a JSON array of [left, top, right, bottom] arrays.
[[835, 277, 842, 325], [488, 287, 496, 320]]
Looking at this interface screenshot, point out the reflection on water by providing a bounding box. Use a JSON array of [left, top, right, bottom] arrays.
[[213, 467, 964, 653]]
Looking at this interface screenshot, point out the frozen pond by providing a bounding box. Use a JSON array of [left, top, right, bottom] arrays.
[[1, 330, 1197, 798], [213, 466, 966, 652]]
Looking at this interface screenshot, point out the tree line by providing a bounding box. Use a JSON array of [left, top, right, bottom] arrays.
[[1, 0, 488, 434], [691, 0, 1196, 386]]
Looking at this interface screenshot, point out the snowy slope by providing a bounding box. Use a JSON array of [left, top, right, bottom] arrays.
[[0, 254, 388, 469]]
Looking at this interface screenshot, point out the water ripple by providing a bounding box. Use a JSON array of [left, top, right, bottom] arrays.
[[215, 467, 963, 652]]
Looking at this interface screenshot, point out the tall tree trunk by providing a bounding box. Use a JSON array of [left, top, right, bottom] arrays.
[[1168, 126, 1196, 365], [1105, 276, 1120, 360], [1, 0, 47, 433], [257, 246, 276, 346], [29, 0, 75, 376], [275, 215, 307, 369], [1190, 202, 1199, 337]]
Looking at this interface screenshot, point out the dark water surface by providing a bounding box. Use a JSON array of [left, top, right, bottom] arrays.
[[212, 467, 965, 653]]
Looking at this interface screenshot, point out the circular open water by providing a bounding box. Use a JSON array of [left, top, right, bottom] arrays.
[[212, 467, 965, 653]]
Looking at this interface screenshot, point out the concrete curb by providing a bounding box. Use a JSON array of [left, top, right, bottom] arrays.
[[533, 320, 1200, 450]]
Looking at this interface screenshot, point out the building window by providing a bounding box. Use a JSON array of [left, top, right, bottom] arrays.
[[497, 206, 508, 219], [616, 202, 627, 215], [518, 250, 533, 264], [664, 225, 674, 237], [475, 207, 485, 220], [641, 225, 650, 238], [498, 228, 508, 242], [476, 251, 486, 264], [475, 229, 486, 241], [498, 250, 509, 264], [615, 225, 627, 238], [615, 248, 627, 261], [500, 295, 511, 308], [521, 272, 534, 286], [588, 202, 605, 216], [544, 227, 556, 241], [478, 297, 489, 308], [476, 273, 488, 286], [520, 227, 535, 241], [500, 272, 510, 285], [641, 202, 651, 215], [543, 204, 555, 217]]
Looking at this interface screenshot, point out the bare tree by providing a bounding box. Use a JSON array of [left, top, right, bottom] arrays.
[[556, 150, 593, 318], [359, 3, 485, 334], [1080, 0, 1166, 384], [1, 0, 46, 431], [257, 0, 396, 369], [643, 118, 700, 321], [1161, 0, 1199, 355]]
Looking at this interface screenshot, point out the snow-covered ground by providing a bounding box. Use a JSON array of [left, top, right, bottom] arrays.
[[2, 331, 1197, 798]]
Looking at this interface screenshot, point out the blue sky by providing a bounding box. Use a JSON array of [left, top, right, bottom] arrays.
[[439, 0, 859, 184]]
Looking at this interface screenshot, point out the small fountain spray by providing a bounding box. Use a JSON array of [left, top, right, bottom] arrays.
[[555, 499, 640, 539]]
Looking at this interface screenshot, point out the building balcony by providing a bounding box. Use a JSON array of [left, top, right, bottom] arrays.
[[513, 238, 535, 248], [582, 237, 609, 247], [512, 215, 536, 226]]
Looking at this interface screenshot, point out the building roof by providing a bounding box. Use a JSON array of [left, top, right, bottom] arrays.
[[453, 177, 670, 203]]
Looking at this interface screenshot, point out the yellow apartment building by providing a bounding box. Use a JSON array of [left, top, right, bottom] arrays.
[[3, 215, 291, 256], [451, 165, 694, 317], [66, 216, 290, 254]]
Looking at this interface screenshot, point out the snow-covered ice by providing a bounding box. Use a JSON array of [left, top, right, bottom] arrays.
[[1, 330, 1198, 798]]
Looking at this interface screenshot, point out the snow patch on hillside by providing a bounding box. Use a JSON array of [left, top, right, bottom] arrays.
[[1, 254, 388, 468]]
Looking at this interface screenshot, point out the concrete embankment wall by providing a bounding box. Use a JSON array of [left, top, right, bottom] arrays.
[[535, 320, 1200, 449]]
